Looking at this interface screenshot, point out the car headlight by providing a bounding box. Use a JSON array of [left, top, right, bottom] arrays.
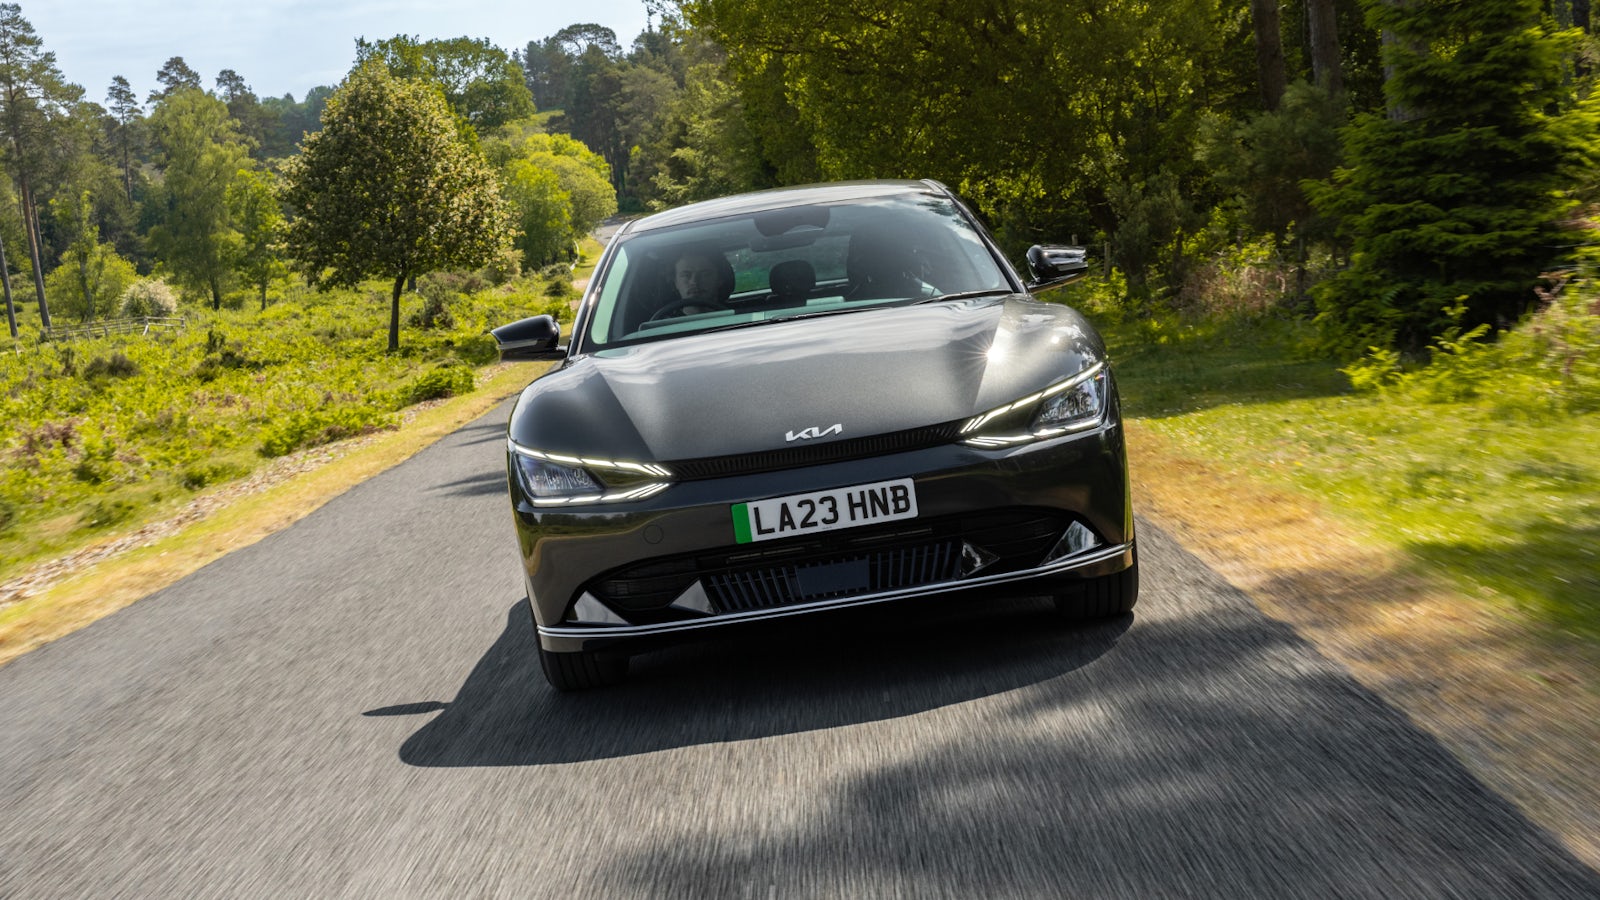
[[508, 441, 672, 506], [960, 363, 1108, 448]]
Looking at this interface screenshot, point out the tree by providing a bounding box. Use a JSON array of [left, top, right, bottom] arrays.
[[49, 189, 136, 322], [486, 125, 616, 265], [148, 56, 200, 103], [684, 0, 1238, 253], [1252, 0, 1289, 110], [216, 69, 276, 156], [146, 88, 248, 309], [105, 76, 143, 202], [227, 168, 286, 310], [1306, 0, 1344, 94], [282, 59, 511, 352], [355, 36, 535, 129], [0, 2, 79, 329], [1310, 0, 1600, 353]]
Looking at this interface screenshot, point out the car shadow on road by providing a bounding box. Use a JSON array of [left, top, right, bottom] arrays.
[[394, 594, 1130, 767]]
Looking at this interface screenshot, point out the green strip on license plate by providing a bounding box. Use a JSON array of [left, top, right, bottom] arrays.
[[731, 502, 753, 544]]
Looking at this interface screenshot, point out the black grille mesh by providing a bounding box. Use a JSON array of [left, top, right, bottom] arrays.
[[704, 540, 962, 612]]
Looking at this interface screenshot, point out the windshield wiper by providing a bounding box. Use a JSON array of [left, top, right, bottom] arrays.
[[914, 289, 1016, 305]]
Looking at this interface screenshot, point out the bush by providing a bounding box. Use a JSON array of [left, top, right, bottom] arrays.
[[453, 333, 500, 366], [396, 364, 475, 407], [258, 405, 397, 458], [119, 279, 179, 318], [408, 280, 457, 330], [1344, 284, 1600, 414], [480, 246, 523, 286], [179, 460, 249, 490], [44, 246, 138, 323], [82, 352, 141, 381]]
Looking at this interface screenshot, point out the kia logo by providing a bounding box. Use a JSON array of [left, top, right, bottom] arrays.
[[786, 423, 843, 442]]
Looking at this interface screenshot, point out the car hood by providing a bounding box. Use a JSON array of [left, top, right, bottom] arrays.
[[507, 295, 1106, 462]]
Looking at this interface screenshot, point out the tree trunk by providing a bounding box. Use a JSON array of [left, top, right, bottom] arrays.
[[1382, 1, 1420, 122], [1307, 0, 1343, 94], [210, 275, 222, 311], [1251, 0, 1288, 111], [17, 177, 50, 329], [0, 229, 15, 339], [389, 272, 406, 353], [78, 255, 93, 323]]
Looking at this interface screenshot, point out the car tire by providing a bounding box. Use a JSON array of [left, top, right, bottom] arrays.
[[1053, 555, 1139, 621], [538, 645, 628, 692]]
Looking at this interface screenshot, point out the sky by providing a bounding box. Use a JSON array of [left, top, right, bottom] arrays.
[[28, 0, 657, 105]]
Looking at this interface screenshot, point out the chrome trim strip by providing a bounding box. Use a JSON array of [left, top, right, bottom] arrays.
[[537, 540, 1132, 639]]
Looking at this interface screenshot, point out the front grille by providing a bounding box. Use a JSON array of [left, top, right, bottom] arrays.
[[704, 540, 962, 612], [582, 508, 1072, 620], [663, 422, 962, 481]]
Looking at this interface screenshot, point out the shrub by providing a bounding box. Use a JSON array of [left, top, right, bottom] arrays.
[[45, 246, 138, 322], [480, 246, 523, 286], [119, 279, 179, 318], [1344, 284, 1600, 414], [81, 498, 136, 529], [408, 281, 457, 330], [258, 405, 396, 457], [82, 352, 141, 381], [396, 364, 475, 407], [453, 333, 500, 366], [180, 460, 249, 490]]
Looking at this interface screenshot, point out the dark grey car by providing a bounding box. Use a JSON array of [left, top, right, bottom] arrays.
[[493, 180, 1136, 690]]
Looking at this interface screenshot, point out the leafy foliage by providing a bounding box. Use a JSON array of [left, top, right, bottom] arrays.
[[356, 35, 536, 130], [226, 168, 287, 310], [395, 363, 476, 406], [282, 59, 513, 352], [484, 126, 617, 266], [1344, 274, 1600, 414], [1309, 0, 1600, 354], [118, 279, 178, 318], [146, 88, 249, 309]]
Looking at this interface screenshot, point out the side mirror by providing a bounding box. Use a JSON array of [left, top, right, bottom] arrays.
[[1025, 244, 1089, 292], [491, 315, 565, 361]]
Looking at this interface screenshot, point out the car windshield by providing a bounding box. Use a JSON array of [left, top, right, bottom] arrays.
[[580, 192, 1010, 350]]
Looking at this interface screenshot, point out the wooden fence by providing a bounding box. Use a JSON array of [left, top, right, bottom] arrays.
[[40, 316, 188, 343]]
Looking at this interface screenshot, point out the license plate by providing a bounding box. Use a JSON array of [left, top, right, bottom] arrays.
[[731, 478, 917, 544]]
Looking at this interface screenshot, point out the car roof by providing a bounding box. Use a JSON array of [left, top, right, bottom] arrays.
[[624, 180, 950, 234]]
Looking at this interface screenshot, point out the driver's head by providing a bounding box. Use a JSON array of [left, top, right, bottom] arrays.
[[674, 252, 722, 302]]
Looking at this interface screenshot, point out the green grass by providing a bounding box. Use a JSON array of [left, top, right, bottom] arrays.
[[1082, 300, 1600, 640], [0, 274, 572, 579]]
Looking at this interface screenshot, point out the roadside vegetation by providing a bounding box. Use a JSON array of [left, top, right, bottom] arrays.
[[0, 270, 574, 580], [1057, 267, 1600, 641]]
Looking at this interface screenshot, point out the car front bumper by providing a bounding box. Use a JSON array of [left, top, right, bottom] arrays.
[[510, 421, 1133, 655]]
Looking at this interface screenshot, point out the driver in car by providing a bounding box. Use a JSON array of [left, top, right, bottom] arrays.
[[666, 249, 734, 317]]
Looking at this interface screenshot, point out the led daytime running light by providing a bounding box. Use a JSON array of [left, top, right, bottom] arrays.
[[509, 442, 673, 479], [959, 363, 1106, 447], [510, 440, 673, 505]]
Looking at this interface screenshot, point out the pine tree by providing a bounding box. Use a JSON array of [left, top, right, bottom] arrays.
[[1311, 0, 1600, 354]]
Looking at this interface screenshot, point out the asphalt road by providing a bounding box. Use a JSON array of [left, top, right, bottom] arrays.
[[2, 398, 1598, 898]]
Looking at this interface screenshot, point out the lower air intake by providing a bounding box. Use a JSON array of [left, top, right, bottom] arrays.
[[704, 540, 962, 613]]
